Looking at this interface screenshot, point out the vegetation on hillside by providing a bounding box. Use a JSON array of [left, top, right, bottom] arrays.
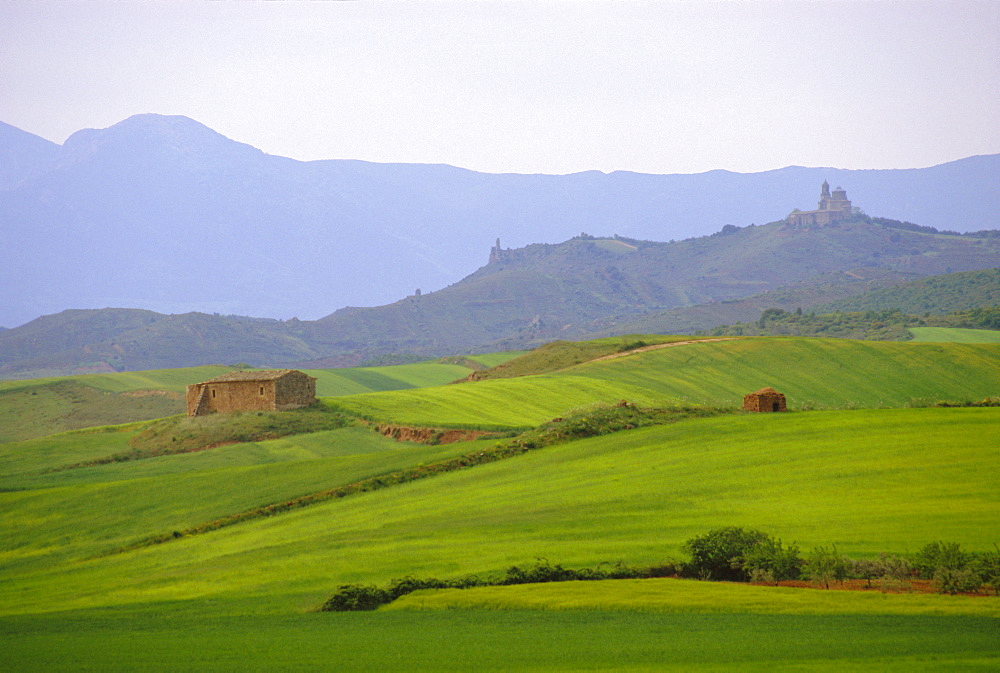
[[4, 220, 997, 377], [815, 268, 1000, 314], [699, 306, 1000, 340], [126, 406, 352, 460], [322, 529, 1000, 611], [0, 379, 185, 444]]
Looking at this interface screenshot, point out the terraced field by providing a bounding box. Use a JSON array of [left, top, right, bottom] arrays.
[[1, 336, 997, 670]]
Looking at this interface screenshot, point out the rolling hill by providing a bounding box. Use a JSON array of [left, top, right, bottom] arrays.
[[0, 334, 997, 670], [3, 219, 998, 378], [0, 358, 502, 443]]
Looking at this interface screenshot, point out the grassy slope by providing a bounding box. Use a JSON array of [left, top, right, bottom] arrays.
[[0, 361, 479, 443], [2, 407, 997, 670], [308, 362, 474, 396], [909, 327, 1000, 343], [2, 407, 997, 616], [2, 338, 998, 670], [334, 338, 1000, 427], [392, 577, 1000, 617]]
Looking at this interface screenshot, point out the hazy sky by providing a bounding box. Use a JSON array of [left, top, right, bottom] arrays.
[[1, 0, 997, 175]]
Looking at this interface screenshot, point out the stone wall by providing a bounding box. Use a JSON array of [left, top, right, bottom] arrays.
[[273, 371, 317, 410], [188, 380, 277, 415]]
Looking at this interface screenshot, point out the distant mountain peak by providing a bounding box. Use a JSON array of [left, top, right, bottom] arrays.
[[58, 113, 263, 171], [0, 121, 60, 189]]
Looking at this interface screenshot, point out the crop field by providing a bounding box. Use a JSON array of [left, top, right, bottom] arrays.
[[909, 327, 1000, 343], [391, 576, 1000, 617], [334, 337, 1000, 427], [1, 336, 997, 670], [307, 361, 477, 396], [0, 360, 491, 442]]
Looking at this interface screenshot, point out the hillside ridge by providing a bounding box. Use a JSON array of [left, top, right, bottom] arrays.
[[2, 113, 999, 327], [2, 222, 998, 378]]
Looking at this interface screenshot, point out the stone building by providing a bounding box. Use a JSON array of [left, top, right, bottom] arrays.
[[186, 369, 317, 417], [742, 387, 787, 413], [788, 181, 853, 226]]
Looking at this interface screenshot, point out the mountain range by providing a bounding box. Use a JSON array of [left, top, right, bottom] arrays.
[[2, 114, 999, 330]]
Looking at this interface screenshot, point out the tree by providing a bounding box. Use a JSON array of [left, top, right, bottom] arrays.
[[741, 537, 802, 583], [683, 527, 796, 582], [804, 545, 848, 589]]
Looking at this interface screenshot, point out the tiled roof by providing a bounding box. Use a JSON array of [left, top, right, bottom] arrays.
[[199, 369, 300, 384]]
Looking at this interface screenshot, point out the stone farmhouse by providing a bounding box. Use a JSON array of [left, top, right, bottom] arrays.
[[788, 181, 853, 227], [742, 387, 787, 413], [186, 369, 317, 417]]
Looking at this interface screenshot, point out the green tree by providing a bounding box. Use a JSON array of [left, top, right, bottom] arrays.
[[683, 527, 780, 582], [741, 537, 802, 583], [804, 545, 848, 589]]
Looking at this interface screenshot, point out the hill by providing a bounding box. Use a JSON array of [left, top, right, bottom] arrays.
[[2, 113, 999, 329], [3, 219, 998, 378], [688, 269, 1000, 340], [0, 335, 998, 669], [1, 405, 997, 668], [0, 359, 496, 443], [814, 267, 1000, 314], [333, 338, 1000, 427]]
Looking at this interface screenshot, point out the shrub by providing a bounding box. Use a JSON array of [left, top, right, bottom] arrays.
[[933, 567, 982, 595], [320, 584, 390, 611], [683, 527, 781, 582], [977, 547, 1000, 596]]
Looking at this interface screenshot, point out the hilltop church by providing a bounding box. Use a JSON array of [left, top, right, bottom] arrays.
[[788, 181, 853, 227]]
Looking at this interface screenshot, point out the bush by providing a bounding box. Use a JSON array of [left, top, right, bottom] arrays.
[[683, 527, 794, 582], [320, 584, 390, 611], [933, 567, 982, 595], [977, 547, 1000, 596]]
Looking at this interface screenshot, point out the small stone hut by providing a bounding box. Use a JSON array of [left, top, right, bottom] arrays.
[[186, 369, 317, 417], [742, 387, 787, 413]]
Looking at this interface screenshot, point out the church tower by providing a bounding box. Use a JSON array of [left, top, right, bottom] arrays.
[[818, 180, 831, 210]]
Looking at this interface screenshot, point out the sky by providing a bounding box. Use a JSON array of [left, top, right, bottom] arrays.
[[1, 0, 998, 176]]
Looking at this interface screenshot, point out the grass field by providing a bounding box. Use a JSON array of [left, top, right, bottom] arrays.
[[1, 336, 997, 670], [909, 327, 1000, 343], [2, 407, 996, 615], [0, 360, 487, 443], [391, 576, 1000, 617], [333, 337, 1000, 427], [2, 603, 997, 671]]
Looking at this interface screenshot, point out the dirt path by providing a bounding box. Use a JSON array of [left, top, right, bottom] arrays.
[[592, 337, 740, 362]]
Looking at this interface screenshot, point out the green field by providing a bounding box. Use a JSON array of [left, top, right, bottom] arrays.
[[909, 327, 1000, 343], [0, 360, 490, 443], [1, 336, 997, 670], [392, 576, 1000, 617], [334, 337, 1000, 427]]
